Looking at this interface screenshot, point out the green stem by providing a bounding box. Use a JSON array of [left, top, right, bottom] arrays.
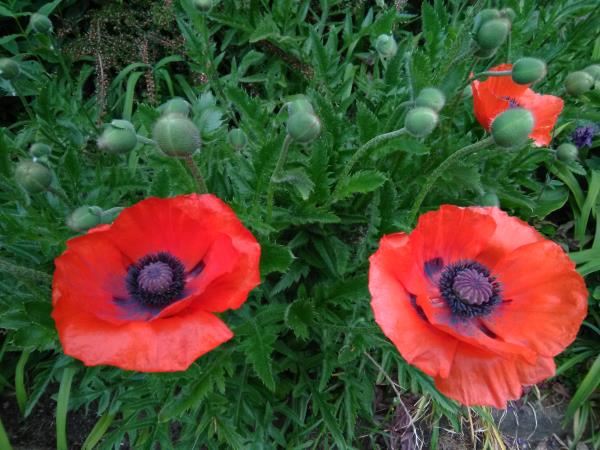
[[404, 52, 415, 102], [409, 136, 495, 224], [0, 415, 13, 450], [15, 350, 30, 415], [136, 135, 156, 145], [182, 154, 208, 194], [331, 128, 408, 202], [0, 257, 52, 285], [266, 134, 293, 221], [472, 70, 512, 78], [56, 368, 75, 450]]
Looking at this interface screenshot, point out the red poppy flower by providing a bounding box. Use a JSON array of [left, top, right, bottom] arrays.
[[52, 194, 261, 372], [369, 205, 587, 408], [471, 64, 564, 147]]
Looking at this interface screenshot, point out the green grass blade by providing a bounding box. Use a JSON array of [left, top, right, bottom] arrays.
[[0, 415, 13, 450], [564, 354, 600, 424], [56, 368, 75, 450], [81, 410, 116, 450], [122, 72, 144, 121], [14, 350, 30, 415]]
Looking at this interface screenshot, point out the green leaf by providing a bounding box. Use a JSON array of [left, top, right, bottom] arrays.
[[260, 242, 295, 275], [241, 322, 277, 391], [278, 167, 315, 200], [337, 170, 387, 200], [564, 354, 600, 424], [356, 102, 378, 144], [284, 298, 314, 340]]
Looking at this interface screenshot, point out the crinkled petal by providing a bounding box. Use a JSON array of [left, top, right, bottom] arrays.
[[483, 240, 587, 357], [518, 89, 564, 146]]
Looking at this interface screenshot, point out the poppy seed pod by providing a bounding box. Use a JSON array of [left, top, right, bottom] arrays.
[[405, 107, 438, 137], [556, 143, 578, 162], [15, 160, 52, 193], [192, 0, 212, 11], [565, 71, 594, 96], [0, 57, 20, 80], [583, 64, 600, 81], [415, 88, 446, 112], [227, 128, 248, 150], [29, 13, 52, 34], [287, 98, 314, 116], [97, 120, 138, 154], [511, 58, 547, 85], [473, 9, 500, 33], [375, 34, 398, 58], [491, 108, 534, 148], [287, 111, 322, 143], [30, 143, 51, 158], [479, 192, 500, 207], [153, 113, 201, 155], [159, 97, 191, 117], [476, 19, 510, 50], [67, 206, 103, 232]]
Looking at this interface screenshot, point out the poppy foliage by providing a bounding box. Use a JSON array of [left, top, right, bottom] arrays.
[[52, 194, 261, 372], [369, 205, 587, 408], [471, 63, 564, 146]]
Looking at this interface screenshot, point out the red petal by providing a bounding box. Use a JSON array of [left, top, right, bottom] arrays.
[[482, 240, 588, 357], [518, 89, 564, 146], [369, 233, 458, 378], [52, 302, 233, 372]]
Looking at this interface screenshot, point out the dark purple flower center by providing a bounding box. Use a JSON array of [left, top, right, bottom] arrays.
[[126, 252, 185, 307], [502, 96, 521, 108], [571, 124, 596, 149], [438, 260, 501, 318]]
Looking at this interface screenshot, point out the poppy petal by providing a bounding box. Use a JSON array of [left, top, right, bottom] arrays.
[[472, 83, 510, 130], [483, 240, 587, 357], [517, 89, 564, 146], [52, 303, 233, 372], [369, 233, 458, 378]]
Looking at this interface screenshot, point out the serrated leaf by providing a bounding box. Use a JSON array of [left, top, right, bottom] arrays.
[[337, 170, 387, 200], [277, 167, 315, 200], [241, 322, 277, 391], [149, 169, 171, 197], [260, 242, 294, 275], [284, 299, 314, 340], [356, 102, 378, 144]]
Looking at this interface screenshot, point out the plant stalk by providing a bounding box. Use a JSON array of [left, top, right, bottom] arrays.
[[265, 134, 293, 221], [182, 154, 208, 194]]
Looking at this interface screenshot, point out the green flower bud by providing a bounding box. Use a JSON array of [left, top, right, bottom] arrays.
[[159, 97, 191, 117], [511, 57, 547, 84], [500, 8, 516, 22], [227, 128, 248, 150], [29, 13, 52, 34], [405, 107, 438, 137], [100, 207, 124, 224], [415, 88, 446, 112], [476, 18, 510, 50], [0, 57, 20, 80], [473, 9, 500, 33], [15, 160, 52, 193], [375, 34, 398, 58], [565, 71, 594, 96], [287, 98, 314, 116], [29, 143, 51, 158], [583, 64, 600, 81], [67, 206, 103, 232], [192, 0, 212, 11], [556, 143, 578, 162], [491, 108, 534, 148], [479, 192, 500, 207], [97, 120, 138, 154], [153, 113, 201, 155], [287, 111, 322, 143]]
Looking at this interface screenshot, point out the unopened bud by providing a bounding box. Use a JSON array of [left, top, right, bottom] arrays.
[[583, 64, 600, 81], [500, 8, 516, 22], [15, 160, 52, 193], [415, 88, 446, 112], [153, 113, 201, 155], [29, 13, 52, 34], [97, 120, 138, 154], [556, 143, 578, 162], [100, 207, 124, 224], [0, 57, 20, 80], [287, 111, 322, 143], [479, 192, 500, 207], [67, 206, 103, 232], [287, 98, 314, 116], [159, 97, 191, 116], [565, 71, 594, 96], [375, 34, 398, 58], [192, 0, 212, 11], [473, 9, 500, 33], [491, 108, 534, 148], [476, 19, 510, 50], [227, 128, 248, 150], [29, 143, 51, 158], [511, 57, 547, 84], [405, 107, 438, 137]]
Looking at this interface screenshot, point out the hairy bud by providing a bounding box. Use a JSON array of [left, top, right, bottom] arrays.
[[67, 206, 103, 232], [227, 128, 248, 150], [192, 0, 212, 11], [479, 192, 500, 207], [30, 143, 51, 158], [583, 64, 600, 81], [565, 71, 594, 96], [556, 143, 578, 162], [0, 57, 20, 80], [153, 113, 201, 155], [473, 9, 500, 33], [287, 98, 314, 116], [97, 120, 138, 154], [15, 161, 52, 193], [415, 88, 446, 112], [511, 57, 547, 85], [405, 107, 438, 137], [159, 97, 191, 117], [476, 19, 510, 50], [491, 108, 534, 148], [287, 111, 322, 143], [29, 13, 52, 34], [375, 34, 398, 58]]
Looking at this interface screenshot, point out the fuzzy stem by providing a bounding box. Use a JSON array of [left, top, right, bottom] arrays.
[[266, 134, 293, 221], [409, 136, 495, 224], [182, 154, 208, 194], [332, 128, 408, 202], [472, 70, 512, 78], [0, 257, 52, 285]]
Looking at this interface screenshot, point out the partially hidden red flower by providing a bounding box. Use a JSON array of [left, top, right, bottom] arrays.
[[52, 194, 261, 372], [471, 64, 564, 147], [369, 205, 587, 408]]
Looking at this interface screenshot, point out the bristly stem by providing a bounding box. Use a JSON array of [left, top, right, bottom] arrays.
[[331, 128, 408, 203], [409, 136, 495, 224], [266, 134, 293, 221], [471, 70, 512, 78], [0, 257, 52, 285], [182, 154, 208, 194]]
